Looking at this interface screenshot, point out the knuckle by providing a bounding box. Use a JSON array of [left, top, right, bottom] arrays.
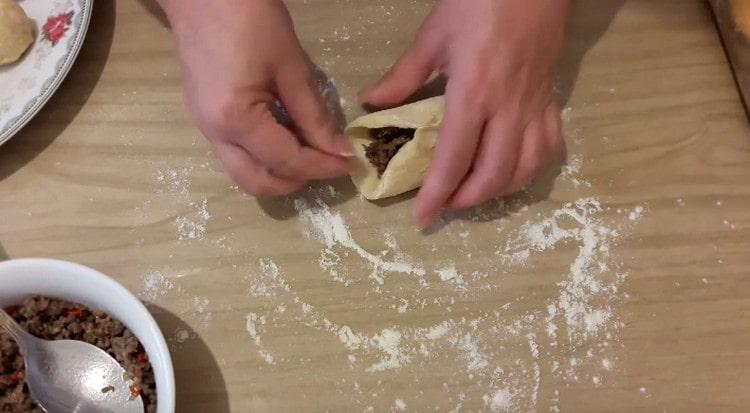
[[306, 107, 333, 133], [194, 100, 234, 132], [268, 151, 301, 177], [451, 78, 493, 113], [193, 94, 259, 137]]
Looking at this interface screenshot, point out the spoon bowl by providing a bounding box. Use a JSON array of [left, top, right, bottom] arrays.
[[0, 309, 144, 413]]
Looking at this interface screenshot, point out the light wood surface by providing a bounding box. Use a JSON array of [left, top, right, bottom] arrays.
[[1, 0, 750, 411]]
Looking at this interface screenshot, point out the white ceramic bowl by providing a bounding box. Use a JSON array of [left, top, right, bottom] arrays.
[[0, 258, 175, 413]]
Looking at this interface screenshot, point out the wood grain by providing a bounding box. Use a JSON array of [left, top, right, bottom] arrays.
[[1, 0, 749, 411]]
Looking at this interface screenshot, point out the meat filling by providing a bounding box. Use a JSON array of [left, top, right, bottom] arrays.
[[0, 297, 157, 413], [364, 127, 416, 177]]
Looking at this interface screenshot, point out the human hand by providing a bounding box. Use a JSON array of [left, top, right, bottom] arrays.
[[159, 0, 352, 197], [360, 0, 569, 228]]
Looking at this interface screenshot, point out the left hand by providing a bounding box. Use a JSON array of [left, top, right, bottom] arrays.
[[359, 0, 570, 228]]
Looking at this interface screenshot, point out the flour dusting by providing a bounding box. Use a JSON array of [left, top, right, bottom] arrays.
[[175, 199, 210, 241], [241, 189, 645, 410], [295, 199, 425, 285], [484, 388, 512, 412], [139, 269, 213, 332]]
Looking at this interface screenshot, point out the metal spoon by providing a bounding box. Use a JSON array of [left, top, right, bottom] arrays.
[[0, 308, 144, 413]]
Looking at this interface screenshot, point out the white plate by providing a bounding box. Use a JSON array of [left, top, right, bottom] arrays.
[[0, 258, 176, 413], [0, 0, 92, 146]]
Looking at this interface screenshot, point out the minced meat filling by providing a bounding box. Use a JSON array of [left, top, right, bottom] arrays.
[[365, 127, 416, 177], [0, 297, 156, 413]]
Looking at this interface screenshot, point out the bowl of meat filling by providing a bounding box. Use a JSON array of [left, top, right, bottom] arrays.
[[0, 258, 175, 413]]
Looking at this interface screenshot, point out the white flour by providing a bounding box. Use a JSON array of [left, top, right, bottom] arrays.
[[175, 199, 210, 241], [436, 265, 467, 290], [295, 199, 426, 286], [139, 269, 213, 330], [155, 167, 192, 196], [246, 313, 274, 365], [140, 270, 175, 301], [484, 388, 512, 412], [241, 191, 645, 410]]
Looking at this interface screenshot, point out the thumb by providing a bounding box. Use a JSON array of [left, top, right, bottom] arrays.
[[277, 63, 353, 158], [359, 34, 440, 108]]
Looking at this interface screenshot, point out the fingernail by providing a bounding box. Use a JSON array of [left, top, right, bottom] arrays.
[[416, 209, 436, 230], [336, 135, 355, 157]]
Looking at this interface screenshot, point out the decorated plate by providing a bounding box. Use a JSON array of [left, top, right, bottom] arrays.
[[0, 0, 92, 146]]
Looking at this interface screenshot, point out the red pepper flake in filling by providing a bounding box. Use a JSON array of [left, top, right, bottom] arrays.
[[129, 385, 141, 400], [9, 371, 22, 384], [64, 308, 85, 318], [135, 352, 148, 364], [5, 305, 20, 316]]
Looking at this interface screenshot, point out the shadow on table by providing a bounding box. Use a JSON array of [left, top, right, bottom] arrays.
[[135, 0, 170, 28], [0, 0, 116, 182], [147, 305, 230, 413], [557, 0, 627, 106]]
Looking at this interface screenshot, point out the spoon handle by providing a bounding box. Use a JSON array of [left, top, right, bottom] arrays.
[[0, 308, 28, 343]]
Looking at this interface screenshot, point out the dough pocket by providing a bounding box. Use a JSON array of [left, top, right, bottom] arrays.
[[345, 96, 444, 200]]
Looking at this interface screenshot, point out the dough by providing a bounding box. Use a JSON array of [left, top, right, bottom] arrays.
[[0, 0, 34, 66], [346, 96, 444, 200]]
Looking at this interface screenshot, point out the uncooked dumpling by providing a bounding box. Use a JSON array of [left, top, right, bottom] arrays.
[[0, 0, 33, 66], [346, 96, 444, 200]]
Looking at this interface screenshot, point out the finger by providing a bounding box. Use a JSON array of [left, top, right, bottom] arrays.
[[213, 142, 305, 197], [414, 82, 485, 228], [543, 101, 565, 159], [505, 119, 551, 193], [358, 31, 441, 108], [276, 64, 353, 157], [446, 113, 524, 211], [234, 105, 350, 181]]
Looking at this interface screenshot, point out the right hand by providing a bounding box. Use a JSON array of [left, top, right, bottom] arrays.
[[159, 0, 352, 197]]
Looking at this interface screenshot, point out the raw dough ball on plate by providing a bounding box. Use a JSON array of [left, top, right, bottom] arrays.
[[0, 0, 34, 66]]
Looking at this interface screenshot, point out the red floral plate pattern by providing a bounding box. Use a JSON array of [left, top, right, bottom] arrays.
[[0, 0, 92, 146]]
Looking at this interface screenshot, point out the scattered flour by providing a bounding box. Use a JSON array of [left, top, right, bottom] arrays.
[[246, 313, 275, 365], [140, 271, 175, 301], [175, 199, 210, 241], [560, 155, 591, 188], [173, 329, 190, 344], [366, 329, 409, 372], [483, 388, 512, 412], [245, 258, 292, 298], [139, 269, 214, 330], [241, 192, 646, 410], [155, 167, 192, 196], [436, 264, 467, 290], [629, 205, 645, 221], [295, 199, 426, 285]]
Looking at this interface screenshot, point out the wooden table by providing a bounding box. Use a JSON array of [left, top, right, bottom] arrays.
[[1, 0, 749, 411]]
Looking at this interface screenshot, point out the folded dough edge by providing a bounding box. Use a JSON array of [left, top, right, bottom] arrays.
[[345, 96, 445, 200]]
